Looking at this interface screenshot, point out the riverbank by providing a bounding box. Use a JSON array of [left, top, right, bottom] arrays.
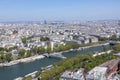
[[15, 50, 114, 80], [93, 50, 112, 57], [0, 55, 45, 67], [0, 42, 109, 67], [0, 43, 113, 80], [60, 42, 109, 53]]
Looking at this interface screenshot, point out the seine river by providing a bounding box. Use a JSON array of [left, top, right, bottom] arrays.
[[0, 44, 112, 80]]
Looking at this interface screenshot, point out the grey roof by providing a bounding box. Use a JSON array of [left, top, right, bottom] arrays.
[[60, 68, 85, 80]]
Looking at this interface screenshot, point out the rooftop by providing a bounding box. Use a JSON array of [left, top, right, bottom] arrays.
[[100, 59, 120, 70], [86, 66, 107, 80], [60, 68, 85, 80]]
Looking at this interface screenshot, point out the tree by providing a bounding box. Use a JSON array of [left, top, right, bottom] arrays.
[[118, 70, 120, 74], [0, 54, 6, 63], [40, 37, 50, 41], [113, 44, 120, 51], [22, 38, 27, 44], [37, 47, 45, 54], [0, 51, 4, 55], [13, 30, 18, 34], [22, 76, 32, 80], [46, 46, 52, 53], [25, 50, 32, 57], [5, 53, 13, 62], [18, 49, 26, 59], [54, 41, 80, 52], [99, 37, 108, 41], [35, 71, 41, 78], [31, 47, 37, 55], [8, 46, 18, 52], [0, 47, 5, 51]]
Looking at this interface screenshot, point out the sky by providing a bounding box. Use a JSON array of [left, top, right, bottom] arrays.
[[0, 0, 120, 21]]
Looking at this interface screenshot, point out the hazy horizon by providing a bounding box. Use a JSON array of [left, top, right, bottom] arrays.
[[0, 0, 120, 21]]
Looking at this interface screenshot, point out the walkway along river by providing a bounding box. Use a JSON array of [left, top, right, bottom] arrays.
[[0, 44, 112, 80]]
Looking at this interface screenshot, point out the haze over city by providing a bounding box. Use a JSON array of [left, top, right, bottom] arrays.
[[0, 0, 120, 21]]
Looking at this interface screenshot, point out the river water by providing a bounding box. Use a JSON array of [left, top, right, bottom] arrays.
[[0, 45, 112, 80]]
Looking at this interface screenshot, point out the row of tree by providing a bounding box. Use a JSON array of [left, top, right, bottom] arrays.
[[54, 42, 80, 52], [21, 36, 50, 44], [0, 46, 18, 63], [22, 71, 41, 80], [113, 44, 120, 51], [21, 36, 34, 44], [0, 53, 13, 63], [17, 49, 32, 59], [0, 46, 17, 53], [99, 35, 120, 41], [30, 42, 80, 55]]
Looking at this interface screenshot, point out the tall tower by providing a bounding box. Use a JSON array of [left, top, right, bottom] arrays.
[[44, 20, 47, 25]]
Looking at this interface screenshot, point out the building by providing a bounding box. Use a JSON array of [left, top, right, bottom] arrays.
[[86, 59, 120, 80], [60, 59, 120, 80], [89, 37, 98, 43], [100, 59, 120, 80], [86, 67, 107, 80], [60, 68, 86, 80], [82, 39, 89, 44]]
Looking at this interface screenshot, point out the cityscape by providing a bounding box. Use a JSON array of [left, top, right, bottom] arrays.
[[0, 0, 120, 80]]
